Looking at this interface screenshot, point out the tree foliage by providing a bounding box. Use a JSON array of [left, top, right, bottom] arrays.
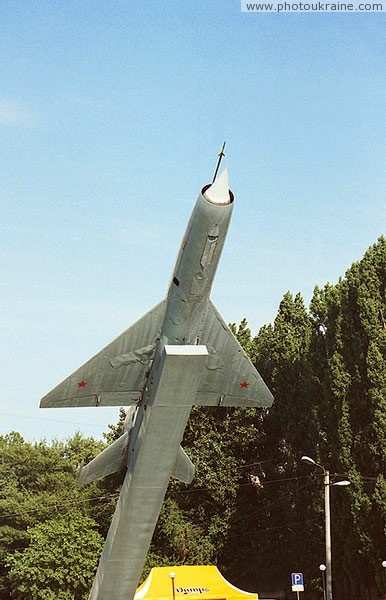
[[6, 511, 103, 600], [0, 432, 105, 599]]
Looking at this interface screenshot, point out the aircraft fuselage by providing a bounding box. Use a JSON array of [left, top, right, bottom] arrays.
[[161, 182, 234, 346], [89, 176, 234, 600]]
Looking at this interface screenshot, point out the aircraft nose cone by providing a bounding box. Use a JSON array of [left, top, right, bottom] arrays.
[[204, 168, 230, 205]]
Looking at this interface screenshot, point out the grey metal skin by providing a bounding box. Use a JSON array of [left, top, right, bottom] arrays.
[[40, 169, 274, 600], [89, 345, 208, 600], [160, 176, 235, 347]]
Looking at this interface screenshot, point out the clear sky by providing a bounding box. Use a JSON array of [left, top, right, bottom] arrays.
[[1, 1, 385, 441]]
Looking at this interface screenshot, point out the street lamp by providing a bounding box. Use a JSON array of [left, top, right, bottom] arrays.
[[319, 564, 326, 600], [301, 456, 350, 600], [170, 572, 176, 600], [382, 562, 386, 600]]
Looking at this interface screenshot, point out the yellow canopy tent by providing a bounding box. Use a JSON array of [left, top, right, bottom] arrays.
[[135, 566, 258, 600]]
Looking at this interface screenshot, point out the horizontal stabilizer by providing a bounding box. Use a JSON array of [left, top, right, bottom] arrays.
[[77, 431, 129, 487], [172, 446, 195, 484], [40, 300, 166, 408], [196, 301, 274, 408]]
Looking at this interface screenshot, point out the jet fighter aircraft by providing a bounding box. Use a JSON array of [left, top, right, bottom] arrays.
[[41, 164, 273, 600]]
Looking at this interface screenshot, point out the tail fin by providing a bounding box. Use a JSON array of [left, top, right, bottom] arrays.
[[77, 431, 129, 487], [171, 446, 195, 484]]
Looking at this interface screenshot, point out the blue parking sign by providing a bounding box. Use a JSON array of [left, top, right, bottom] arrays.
[[291, 573, 303, 586]]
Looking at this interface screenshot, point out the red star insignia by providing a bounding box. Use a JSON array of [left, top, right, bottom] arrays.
[[240, 380, 249, 388], [77, 380, 87, 388]]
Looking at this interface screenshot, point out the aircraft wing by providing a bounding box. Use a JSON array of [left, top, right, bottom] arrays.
[[40, 301, 166, 408], [196, 301, 274, 408]]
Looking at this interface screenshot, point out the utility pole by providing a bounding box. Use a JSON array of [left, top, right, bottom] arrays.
[[324, 470, 332, 600]]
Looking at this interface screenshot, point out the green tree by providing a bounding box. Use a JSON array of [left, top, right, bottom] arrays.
[[232, 292, 324, 595], [0, 431, 108, 599], [6, 511, 103, 600], [309, 238, 386, 598], [0, 433, 76, 598]]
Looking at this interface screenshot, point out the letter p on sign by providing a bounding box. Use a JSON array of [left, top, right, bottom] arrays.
[[291, 573, 304, 592]]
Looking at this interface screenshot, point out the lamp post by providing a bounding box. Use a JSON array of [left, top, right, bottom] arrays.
[[301, 456, 350, 600], [319, 564, 326, 600], [170, 572, 176, 600], [382, 561, 386, 600]]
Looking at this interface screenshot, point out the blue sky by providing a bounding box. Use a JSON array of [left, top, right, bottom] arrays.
[[1, 1, 385, 441]]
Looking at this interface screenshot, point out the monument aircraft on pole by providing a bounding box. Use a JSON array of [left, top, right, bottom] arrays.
[[40, 158, 274, 600]]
